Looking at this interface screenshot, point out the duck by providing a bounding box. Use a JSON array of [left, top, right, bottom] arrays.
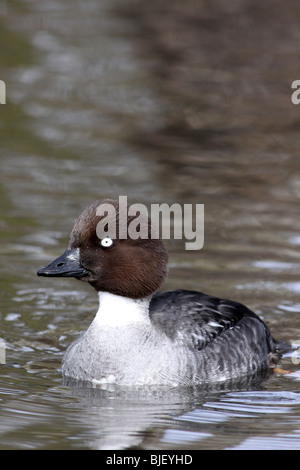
[[37, 199, 282, 386]]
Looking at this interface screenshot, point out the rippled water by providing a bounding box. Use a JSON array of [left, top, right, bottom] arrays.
[[1, 0, 300, 450]]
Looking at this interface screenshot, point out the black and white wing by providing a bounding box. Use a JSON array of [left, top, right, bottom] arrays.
[[149, 289, 277, 354]]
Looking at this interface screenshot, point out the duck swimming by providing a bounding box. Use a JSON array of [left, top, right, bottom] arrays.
[[37, 199, 282, 386]]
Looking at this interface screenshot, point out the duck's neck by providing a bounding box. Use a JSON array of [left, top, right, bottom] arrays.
[[93, 291, 152, 328]]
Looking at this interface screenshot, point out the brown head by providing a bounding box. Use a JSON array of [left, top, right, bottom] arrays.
[[38, 199, 168, 299]]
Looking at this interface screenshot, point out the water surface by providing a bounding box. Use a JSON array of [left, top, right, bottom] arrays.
[[1, 0, 300, 450]]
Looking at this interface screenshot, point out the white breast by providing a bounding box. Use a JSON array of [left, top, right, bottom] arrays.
[[93, 291, 152, 328]]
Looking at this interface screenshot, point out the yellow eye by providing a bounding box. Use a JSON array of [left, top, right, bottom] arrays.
[[101, 237, 114, 248]]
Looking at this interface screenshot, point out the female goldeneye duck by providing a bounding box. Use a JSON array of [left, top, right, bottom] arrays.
[[37, 199, 283, 386]]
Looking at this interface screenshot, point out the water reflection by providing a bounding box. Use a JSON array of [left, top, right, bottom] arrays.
[[63, 370, 272, 450]]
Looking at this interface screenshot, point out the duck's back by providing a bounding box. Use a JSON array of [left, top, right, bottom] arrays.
[[149, 290, 281, 381]]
